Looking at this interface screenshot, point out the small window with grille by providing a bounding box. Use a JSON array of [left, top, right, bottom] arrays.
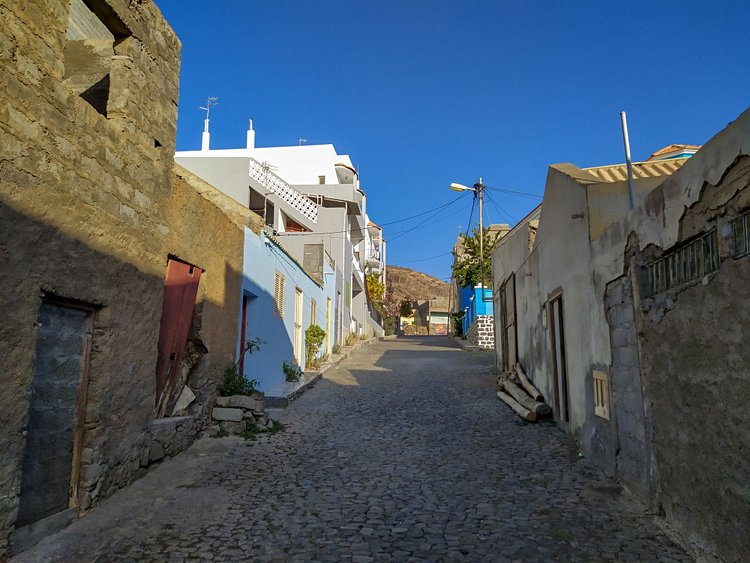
[[593, 371, 610, 420], [274, 272, 285, 317], [734, 210, 749, 258], [310, 298, 317, 326], [644, 230, 720, 297]]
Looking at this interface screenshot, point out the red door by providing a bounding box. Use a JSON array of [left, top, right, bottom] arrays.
[[154, 258, 202, 417]]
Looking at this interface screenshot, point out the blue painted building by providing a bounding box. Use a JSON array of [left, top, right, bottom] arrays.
[[462, 285, 494, 336], [238, 228, 336, 393]]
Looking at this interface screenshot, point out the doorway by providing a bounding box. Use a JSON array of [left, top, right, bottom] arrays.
[[548, 294, 569, 422], [294, 288, 303, 365], [500, 273, 518, 371], [16, 299, 94, 529]]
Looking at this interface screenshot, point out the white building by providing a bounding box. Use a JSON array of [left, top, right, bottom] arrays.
[[175, 120, 386, 344]]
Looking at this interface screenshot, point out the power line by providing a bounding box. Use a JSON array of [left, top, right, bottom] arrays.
[[274, 193, 469, 238], [388, 196, 469, 243], [485, 186, 542, 200], [392, 251, 453, 266], [484, 190, 516, 224]]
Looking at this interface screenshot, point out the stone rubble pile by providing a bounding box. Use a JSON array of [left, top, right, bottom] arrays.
[[211, 393, 270, 434]]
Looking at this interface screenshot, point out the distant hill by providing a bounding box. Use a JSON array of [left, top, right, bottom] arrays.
[[387, 266, 450, 303]]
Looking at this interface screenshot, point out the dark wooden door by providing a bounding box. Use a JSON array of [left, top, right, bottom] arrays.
[[501, 274, 518, 371], [549, 295, 569, 422], [17, 300, 93, 527]]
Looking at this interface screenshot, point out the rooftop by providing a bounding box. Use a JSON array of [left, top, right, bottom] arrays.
[[647, 144, 701, 161], [582, 157, 689, 183]]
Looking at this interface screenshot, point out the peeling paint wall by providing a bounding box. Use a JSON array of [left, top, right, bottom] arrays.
[[590, 109, 750, 560]]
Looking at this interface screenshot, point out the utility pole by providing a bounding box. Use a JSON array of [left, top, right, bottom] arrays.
[[475, 178, 492, 302]]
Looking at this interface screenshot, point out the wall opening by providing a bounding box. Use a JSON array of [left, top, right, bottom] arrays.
[[294, 288, 304, 365], [548, 294, 569, 422], [63, 0, 130, 116]]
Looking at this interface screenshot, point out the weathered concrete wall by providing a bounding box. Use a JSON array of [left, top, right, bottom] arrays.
[[633, 156, 750, 561], [588, 110, 750, 560], [0, 2, 252, 555]]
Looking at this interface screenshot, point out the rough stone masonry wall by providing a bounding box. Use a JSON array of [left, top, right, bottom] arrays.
[[635, 156, 750, 562], [0, 1, 258, 555], [467, 315, 495, 349], [603, 275, 654, 496]]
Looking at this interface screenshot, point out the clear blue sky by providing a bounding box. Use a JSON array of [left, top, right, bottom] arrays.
[[156, 0, 749, 282]]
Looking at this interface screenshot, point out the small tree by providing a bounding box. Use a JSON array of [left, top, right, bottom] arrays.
[[451, 226, 503, 288], [399, 299, 414, 318], [365, 272, 386, 316], [305, 324, 326, 369], [450, 311, 466, 337]]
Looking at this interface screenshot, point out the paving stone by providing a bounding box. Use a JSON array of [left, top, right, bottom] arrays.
[[13, 337, 690, 562]]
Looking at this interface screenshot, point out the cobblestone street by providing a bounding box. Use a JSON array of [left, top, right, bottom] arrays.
[[15, 337, 690, 562]]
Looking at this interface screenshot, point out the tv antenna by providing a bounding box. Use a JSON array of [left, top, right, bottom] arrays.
[[200, 96, 219, 128], [298, 138, 307, 146]]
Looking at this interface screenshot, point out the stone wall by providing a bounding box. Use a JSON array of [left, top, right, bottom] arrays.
[[0, 1, 259, 555], [602, 275, 654, 496], [466, 315, 495, 349]]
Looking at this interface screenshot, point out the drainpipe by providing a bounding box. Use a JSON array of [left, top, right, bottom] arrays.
[[620, 111, 637, 210]]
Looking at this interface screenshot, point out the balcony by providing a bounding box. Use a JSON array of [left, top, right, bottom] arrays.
[[248, 158, 318, 223]]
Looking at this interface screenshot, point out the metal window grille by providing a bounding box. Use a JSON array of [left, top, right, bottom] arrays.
[[593, 370, 610, 420], [734, 210, 749, 257], [274, 272, 285, 317], [644, 230, 719, 297]]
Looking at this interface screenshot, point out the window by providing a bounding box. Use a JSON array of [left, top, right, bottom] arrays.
[[318, 175, 325, 184], [593, 370, 610, 420], [644, 230, 719, 297], [274, 272, 285, 317], [310, 298, 317, 326], [734, 209, 749, 257]]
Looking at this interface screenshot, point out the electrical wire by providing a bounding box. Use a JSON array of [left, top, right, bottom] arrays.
[[484, 186, 543, 200], [484, 190, 517, 224], [392, 251, 453, 266], [274, 193, 468, 238], [465, 193, 477, 234], [388, 196, 471, 243]]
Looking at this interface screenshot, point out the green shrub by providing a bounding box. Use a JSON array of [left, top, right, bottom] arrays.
[[218, 337, 262, 396], [450, 311, 465, 337], [283, 360, 303, 382], [345, 333, 357, 347], [305, 324, 326, 369], [218, 362, 259, 396]]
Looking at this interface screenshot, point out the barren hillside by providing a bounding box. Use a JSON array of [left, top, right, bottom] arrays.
[[387, 266, 450, 303]]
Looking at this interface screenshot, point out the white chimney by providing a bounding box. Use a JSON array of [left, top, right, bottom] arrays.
[[246, 118, 255, 150]]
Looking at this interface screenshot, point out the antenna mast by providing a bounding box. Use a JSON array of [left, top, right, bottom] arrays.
[[199, 96, 218, 151]]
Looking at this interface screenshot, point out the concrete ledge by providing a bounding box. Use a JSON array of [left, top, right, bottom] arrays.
[[453, 337, 481, 352], [265, 337, 379, 408]]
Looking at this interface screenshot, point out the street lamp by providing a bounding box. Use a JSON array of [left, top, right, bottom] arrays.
[[450, 178, 491, 302]]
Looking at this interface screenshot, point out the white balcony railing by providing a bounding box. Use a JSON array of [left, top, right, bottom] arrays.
[[248, 158, 318, 223]]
